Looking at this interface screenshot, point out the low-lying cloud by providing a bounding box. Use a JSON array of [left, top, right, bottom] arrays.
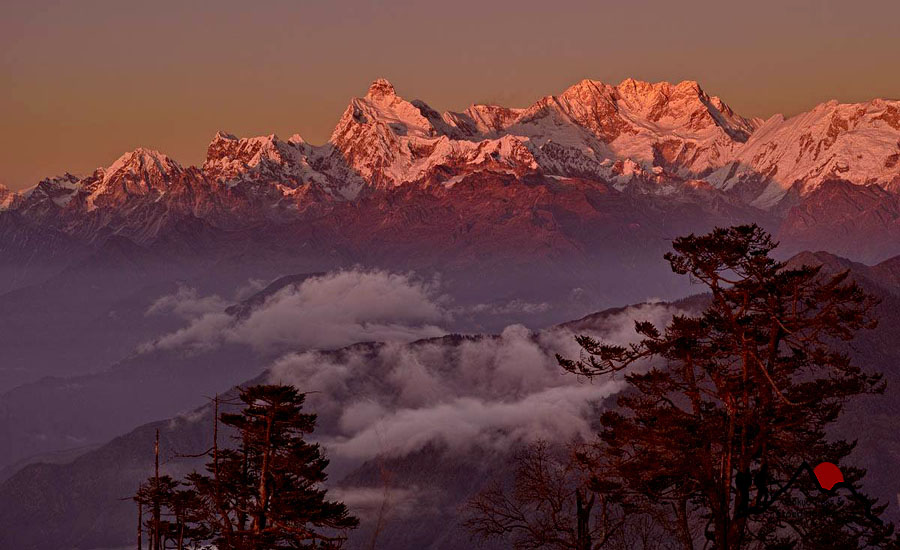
[[329, 486, 424, 521], [329, 384, 612, 459], [147, 270, 684, 463], [455, 299, 552, 316], [141, 269, 448, 353], [145, 285, 231, 320], [267, 301, 682, 461]]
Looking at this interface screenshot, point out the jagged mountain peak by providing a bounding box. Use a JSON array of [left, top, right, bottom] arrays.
[[366, 78, 397, 100], [561, 77, 707, 107], [212, 130, 239, 142], [38, 173, 80, 185], [674, 79, 702, 91], [614, 78, 717, 121], [108, 147, 176, 165], [516, 77, 755, 141], [338, 78, 465, 142], [561, 78, 616, 97], [5, 173, 83, 213], [612, 78, 705, 108], [52, 148, 192, 212], [203, 131, 308, 184], [615, 77, 701, 94], [334, 80, 429, 136], [206, 131, 288, 156], [103, 148, 182, 182], [0, 183, 17, 210], [445, 104, 524, 136]]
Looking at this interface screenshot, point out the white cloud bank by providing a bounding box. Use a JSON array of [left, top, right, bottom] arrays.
[[267, 301, 682, 461], [145, 285, 231, 320], [148, 269, 684, 464], [141, 269, 448, 353]]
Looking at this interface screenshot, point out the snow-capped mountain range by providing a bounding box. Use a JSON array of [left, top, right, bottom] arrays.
[[2, 77, 900, 265]]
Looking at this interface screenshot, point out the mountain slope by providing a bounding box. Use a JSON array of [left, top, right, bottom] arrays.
[[776, 180, 900, 262], [711, 98, 900, 208]]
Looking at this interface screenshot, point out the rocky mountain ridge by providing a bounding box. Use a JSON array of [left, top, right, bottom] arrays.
[[2, 77, 900, 301], [4, 78, 897, 230]]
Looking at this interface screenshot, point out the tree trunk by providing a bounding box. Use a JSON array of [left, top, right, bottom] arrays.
[[575, 488, 594, 550], [676, 497, 695, 550], [254, 413, 275, 533], [153, 429, 161, 550], [212, 396, 236, 548]]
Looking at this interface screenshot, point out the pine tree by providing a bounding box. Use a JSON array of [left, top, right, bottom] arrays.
[[187, 384, 358, 549], [558, 225, 897, 549], [134, 474, 177, 549], [134, 429, 179, 550], [135, 474, 209, 549], [166, 487, 210, 550]]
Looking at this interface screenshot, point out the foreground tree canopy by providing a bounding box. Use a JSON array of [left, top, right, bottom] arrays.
[[136, 384, 358, 550], [555, 224, 896, 549]]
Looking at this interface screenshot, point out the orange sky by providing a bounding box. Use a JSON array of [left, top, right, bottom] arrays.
[[2, 0, 899, 190]]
